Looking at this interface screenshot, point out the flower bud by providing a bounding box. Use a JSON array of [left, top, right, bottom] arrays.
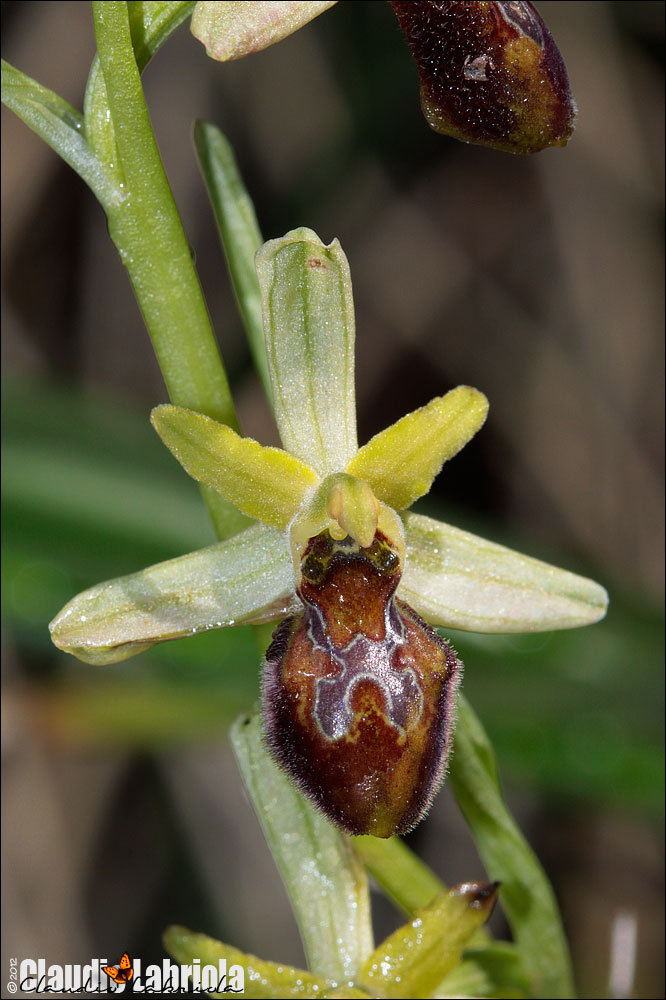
[[390, 0, 576, 153]]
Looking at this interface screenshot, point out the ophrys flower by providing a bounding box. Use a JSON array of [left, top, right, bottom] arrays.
[[50, 228, 607, 837]]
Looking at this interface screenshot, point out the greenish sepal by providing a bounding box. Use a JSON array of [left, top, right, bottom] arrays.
[[231, 710, 374, 984], [400, 511, 609, 632], [49, 524, 296, 664], [346, 386, 488, 511], [256, 228, 358, 476], [191, 1, 337, 61], [152, 405, 319, 528]]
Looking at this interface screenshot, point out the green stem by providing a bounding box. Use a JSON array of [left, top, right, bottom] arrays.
[[91, 1, 245, 538], [352, 835, 445, 915], [352, 833, 489, 950]]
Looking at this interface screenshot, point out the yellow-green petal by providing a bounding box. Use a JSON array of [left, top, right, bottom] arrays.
[[358, 882, 499, 999], [400, 512, 609, 632], [256, 228, 358, 476], [163, 925, 329, 999], [49, 524, 296, 664], [152, 405, 319, 528], [346, 387, 488, 511], [191, 1, 337, 62]]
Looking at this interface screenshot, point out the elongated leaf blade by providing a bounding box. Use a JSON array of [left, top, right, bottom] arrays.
[[231, 710, 373, 985], [256, 228, 358, 476], [450, 696, 575, 998], [401, 512, 608, 632], [152, 405, 319, 528], [347, 387, 488, 511], [2, 59, 118, 206], [50, 524, 296, 664], [193, 121, 271, 400]]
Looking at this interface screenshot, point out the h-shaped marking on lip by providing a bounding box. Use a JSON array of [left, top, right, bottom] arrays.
[[311, 631, 425, 741]]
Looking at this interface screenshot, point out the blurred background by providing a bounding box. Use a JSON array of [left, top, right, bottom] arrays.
[[2, 2, 664, 997]]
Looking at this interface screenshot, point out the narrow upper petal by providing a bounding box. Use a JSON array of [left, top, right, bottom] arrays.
[[346, 387, 488, 511], [191, 1, 337, 61], [256, 228, 358, 477], [400, 512, 608, 633], [152, 405, 319, 528], [50, 524, 297, 664]]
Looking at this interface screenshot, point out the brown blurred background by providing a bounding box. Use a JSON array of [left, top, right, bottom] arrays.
[[2, 2, 664, 998]]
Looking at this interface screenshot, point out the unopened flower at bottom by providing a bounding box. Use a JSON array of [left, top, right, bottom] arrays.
[[49, 228, 608, 838]]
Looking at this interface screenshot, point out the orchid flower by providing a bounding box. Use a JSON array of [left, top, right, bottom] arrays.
[[50, 227, 607, 838]]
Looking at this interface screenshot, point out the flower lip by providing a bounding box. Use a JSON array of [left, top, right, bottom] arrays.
[[262, 526, 463, 837]]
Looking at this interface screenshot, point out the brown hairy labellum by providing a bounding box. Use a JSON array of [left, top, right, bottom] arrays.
[[390, 0, 576, 154], [262, 530, 461, 838]]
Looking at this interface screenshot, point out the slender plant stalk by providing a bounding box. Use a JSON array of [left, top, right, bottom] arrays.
[[352, 835, 445, 914], [91, 1, 245, 538]]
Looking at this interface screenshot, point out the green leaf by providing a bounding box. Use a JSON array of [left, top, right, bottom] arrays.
[[347, 387, 488, 511], [193, 121, 271, 400], [256, 228, 358, 477], [49, 524, 295, 664], [151, 405, 319, 528], [230, 710, 373, 985], [163, 925, 329, 999], [400, 511, 608, 632], [450, 696, 576, 999], [1, 59, 119, 206], [358, 883, 499, 999], [191, 1, 337, 61]]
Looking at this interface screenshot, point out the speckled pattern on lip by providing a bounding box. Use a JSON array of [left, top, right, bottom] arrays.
[[390, 0, 576, 153]]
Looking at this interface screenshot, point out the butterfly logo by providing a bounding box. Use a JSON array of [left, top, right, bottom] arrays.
[[103, 952, 134, 986]]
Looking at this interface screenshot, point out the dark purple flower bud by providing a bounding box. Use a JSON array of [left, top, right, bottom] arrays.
[[390, 1, 576, 153]]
